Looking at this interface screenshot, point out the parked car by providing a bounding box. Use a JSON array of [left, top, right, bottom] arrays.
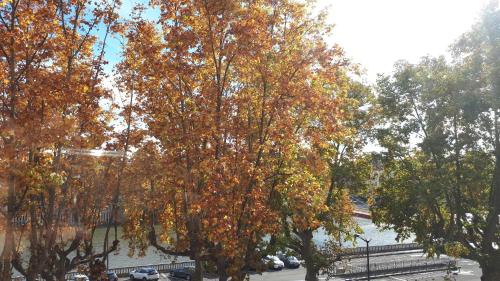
[[278, 255, 300, 269], [262, 255, 284, 270], [107, 271, 119, 281], [129, 267, 160, 281], [170, 266, 195, 280], [69, 274, 89, 281]]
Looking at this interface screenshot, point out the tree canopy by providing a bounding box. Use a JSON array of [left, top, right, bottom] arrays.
[[373, 3, 500, 280], [116, 1, 360, 280], [0, 0, 122, 280]]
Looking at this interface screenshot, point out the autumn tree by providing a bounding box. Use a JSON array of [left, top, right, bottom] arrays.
[[271, 147, 356, 281], [118, 0, 353, 280], [268, 80, 374, 281], [0, 0, 121, 280], [373, 3, 500, 280]]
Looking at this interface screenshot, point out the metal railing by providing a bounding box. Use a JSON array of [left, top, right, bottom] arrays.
[[12, 261, 196, 280], [332, 258, 457, 278], [342, 243, 422, 257], [12, 208, 115, 227], [108, 261, 195, 277]]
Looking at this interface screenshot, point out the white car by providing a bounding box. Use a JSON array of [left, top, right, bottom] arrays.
[[263, 255, 285, 270], [70, 274, 89, 281], [129, 267, 160, 281]]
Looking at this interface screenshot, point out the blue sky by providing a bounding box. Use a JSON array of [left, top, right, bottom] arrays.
[[102, 0, 158, 74]]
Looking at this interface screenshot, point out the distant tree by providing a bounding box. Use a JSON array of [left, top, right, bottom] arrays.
[[373, 4, 500, 280], [270, 80, 375, 281], [271, 147, 356, 281]]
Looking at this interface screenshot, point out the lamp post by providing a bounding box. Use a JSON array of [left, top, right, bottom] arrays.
[[354, 234, 371, 281]]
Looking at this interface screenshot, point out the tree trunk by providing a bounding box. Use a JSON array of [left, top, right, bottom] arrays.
[[216, 256, 228, 281], [0, 227, 14, 281], [218, 270, 228, 281], [480, 114, 500, 281], [480, 257, 500, 281], [25, 275, 39, 281], [193, 257, 204, 281], [231, 271, 248, 281], [1, 175, 16, 281], [300, 229, 319, 281], [24, 272, 37, 281], [56, 271, 66, 281]]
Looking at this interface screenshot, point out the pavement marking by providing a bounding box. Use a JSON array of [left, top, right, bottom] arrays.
[[409, 254, 426, 257], [289, 277, 327, 281], [458, 270, 474, 275], [389, 276, 406, 281]]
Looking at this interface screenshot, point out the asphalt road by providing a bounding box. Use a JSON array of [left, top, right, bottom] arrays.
[[121, 252, 482, 281]]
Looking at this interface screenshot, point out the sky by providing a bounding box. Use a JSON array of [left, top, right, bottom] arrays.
[[316, 0, 493, 82], [110, 0, 493, 82]]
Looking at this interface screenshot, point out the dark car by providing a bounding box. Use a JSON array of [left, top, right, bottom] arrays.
[[107, 271, 118, 281], [170, 266, 195, 280], [279, 255, 300, 269]]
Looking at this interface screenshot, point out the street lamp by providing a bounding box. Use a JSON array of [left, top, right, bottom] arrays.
[[354, 234, 371, 281]]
